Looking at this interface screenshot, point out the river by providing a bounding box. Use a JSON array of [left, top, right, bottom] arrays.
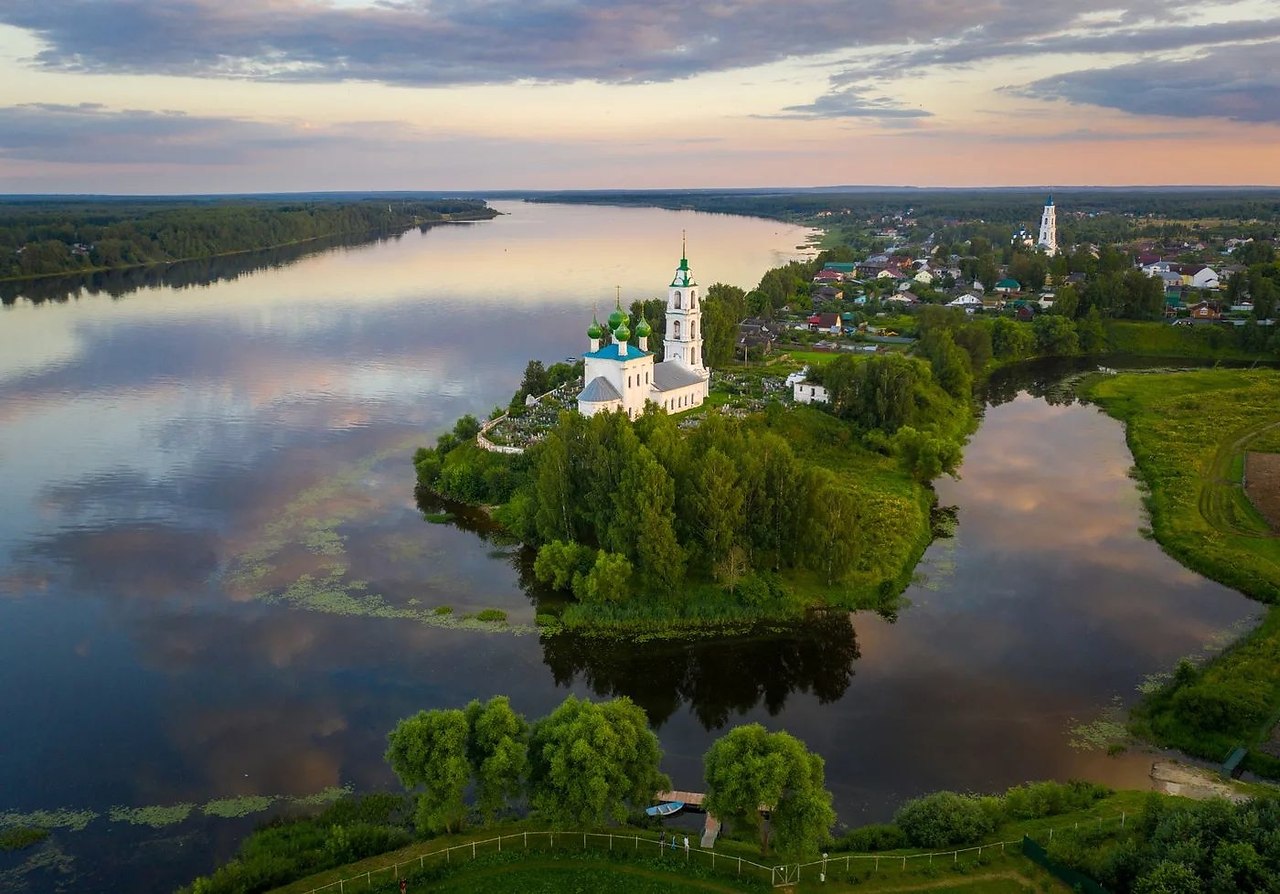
[[0, 202, 1261, 893]]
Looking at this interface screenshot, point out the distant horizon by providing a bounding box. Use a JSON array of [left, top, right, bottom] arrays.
[[4, 184, 1280, 201]]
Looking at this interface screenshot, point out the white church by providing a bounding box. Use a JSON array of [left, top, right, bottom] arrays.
[[577, 249, 711, 418]]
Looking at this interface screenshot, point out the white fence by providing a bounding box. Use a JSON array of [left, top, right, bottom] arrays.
[[300, 811, 1128, 892]]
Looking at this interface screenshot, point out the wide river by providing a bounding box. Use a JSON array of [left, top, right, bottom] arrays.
[[0, 201, 1262, 893]]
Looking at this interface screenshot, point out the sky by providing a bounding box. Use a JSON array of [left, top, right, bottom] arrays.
[[0, 0, 1277, 193]]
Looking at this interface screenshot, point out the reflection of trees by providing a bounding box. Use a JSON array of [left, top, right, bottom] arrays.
[[0, 230, 415, 306], [539, 611, 860, 731]]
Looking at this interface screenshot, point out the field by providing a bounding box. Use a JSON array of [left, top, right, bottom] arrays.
[[1082, 368, 1280, 775]]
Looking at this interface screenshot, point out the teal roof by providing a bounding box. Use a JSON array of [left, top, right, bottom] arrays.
[[584, 343, 650, 362], [996, 278, 1021, 289], [824, 262, 856, 272]]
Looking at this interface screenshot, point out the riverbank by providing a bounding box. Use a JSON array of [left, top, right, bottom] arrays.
[[1081, 368, 1280, 777], [0, 199, 497, 283]]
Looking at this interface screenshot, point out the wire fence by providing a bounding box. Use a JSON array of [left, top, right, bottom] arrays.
[[300, 810, 1130, 892]]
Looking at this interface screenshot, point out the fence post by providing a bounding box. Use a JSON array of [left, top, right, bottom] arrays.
[[472, 842, 476, 860], [738, 856, 741, 876], [419, 855, 424, 869], [610, 834, 613, 851], [499, 836, 502, 853], [1121, 811, 1126, 827], [583, 832, 586, 850], [1049, 828, 1054, 841], [954, 850, 958, 863], [902, 856, 906, 869], [524, 831, 528, 848], [875, 856, 879, 871], [635, 835, 638, 851], [339, 881, 344, 894]]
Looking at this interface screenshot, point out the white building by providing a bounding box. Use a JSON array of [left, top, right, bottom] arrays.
[[947, 294, 984, 309], [577, 250, 711, 419], [793, 381, 830, 404], [1037, 195, 1058, 256]]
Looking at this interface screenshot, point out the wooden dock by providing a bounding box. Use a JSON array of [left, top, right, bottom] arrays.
[[654, 791, 721, 848]]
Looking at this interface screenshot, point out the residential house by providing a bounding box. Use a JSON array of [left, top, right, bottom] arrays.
[[813, 268, 844, 284], [913, 268, 935, 285], [994, 278, 1021, 294], [807, 312, 842, 334], [947, 294, 984, 309], [1188, 301, 1221, 321], [737, 317, 776, 355]]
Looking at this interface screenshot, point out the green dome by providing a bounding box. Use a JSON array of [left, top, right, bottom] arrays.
[[635, 317, 652, 337], [587, 319, 603, 339], [607, 307, 627, 329], [614, 323, 631, 342]]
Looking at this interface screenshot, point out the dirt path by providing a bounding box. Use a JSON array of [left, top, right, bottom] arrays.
[[1149, 760, 1250, 802]]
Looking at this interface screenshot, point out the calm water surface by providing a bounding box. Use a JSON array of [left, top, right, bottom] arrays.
[[0, 202, 1261, 892]]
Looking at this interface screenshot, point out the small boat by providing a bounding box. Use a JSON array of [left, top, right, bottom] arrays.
[[645, 801, 685, 818]]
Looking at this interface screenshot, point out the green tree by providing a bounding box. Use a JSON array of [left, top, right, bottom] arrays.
[[1252, 277, 1277, 321], [385, 709, 472, 834], [1077, 307, 1107, 354], [1032, 314, 1079, 355], [464, 697, 529, 824], [892, 426, 961, 484], [921, 329, 973, 399], [533, 540, 594, 590], [990, 317, 1034, 360], [527, 696, 669, 826], [574, 550, 633, 604], [520, 361, 550, 398], [703, 724, 835, 857], [1052, 284, 1080, 318], [689, 447, 744, 565]]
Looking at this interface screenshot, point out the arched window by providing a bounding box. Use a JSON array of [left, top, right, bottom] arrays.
[[691, 321, 697, 340], [673, 291, 682, 309], [690, 290, 697, 307], [674, 320, 681, 339]]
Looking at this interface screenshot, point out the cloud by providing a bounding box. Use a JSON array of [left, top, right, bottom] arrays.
[[766, 88, 932, 121], [0, 103, 322, 164], [1016, 41, 1280, 124], [0, 0, 1200, 87]]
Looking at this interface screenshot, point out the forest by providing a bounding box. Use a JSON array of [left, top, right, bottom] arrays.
[[0, 197, 496, 280]]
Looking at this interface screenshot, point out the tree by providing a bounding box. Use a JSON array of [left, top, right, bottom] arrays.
[[1051, 284, 1079, 318], [574, 550, 633, 604], [520, 361, 550, 399], [527, 696, 669, 826], [921, 329, 973, 399], [990, 317, 1034, 360], [464, 697, 529, 824], [1252, 277, 1278, 321], [689, 447, 744, 565], [385, 709, 472, 834], [892, 425, 962, 484], [533, 539, 594, 590], [1033, 314, 1079, 355], [703, 724, 835, 857], [1077, 307, 1107, 354]]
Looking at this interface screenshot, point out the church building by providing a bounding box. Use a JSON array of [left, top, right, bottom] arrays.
[[577, 249, 711, 419]]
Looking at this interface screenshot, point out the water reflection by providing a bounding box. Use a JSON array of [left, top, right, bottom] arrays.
[[540, 612, 860, 730]]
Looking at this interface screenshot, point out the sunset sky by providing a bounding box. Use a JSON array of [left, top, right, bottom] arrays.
[[0, 0, 1277, 193]]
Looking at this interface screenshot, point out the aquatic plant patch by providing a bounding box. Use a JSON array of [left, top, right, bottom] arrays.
[[108, 804, 195, 828]]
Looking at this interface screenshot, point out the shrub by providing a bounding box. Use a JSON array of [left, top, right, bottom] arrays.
[[475, 609, 507, 623], [833, 822, 906, 852], [894, 791, 996, 848], [1002, 780, 1110, 820]]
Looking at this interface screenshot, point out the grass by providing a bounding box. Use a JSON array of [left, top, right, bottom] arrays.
[[268, 786, 1147, 894], [1081, 368, 1280, 773]]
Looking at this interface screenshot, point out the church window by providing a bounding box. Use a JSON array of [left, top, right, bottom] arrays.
[[674, 320, 681, 339], [674, 291, 682, 309], [691, 321, 697, 339], [690, 290, 696, 306]]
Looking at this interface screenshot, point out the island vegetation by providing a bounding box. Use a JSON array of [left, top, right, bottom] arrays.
[[1081, 369, 1280, 780], [0, 196, 496, 282]]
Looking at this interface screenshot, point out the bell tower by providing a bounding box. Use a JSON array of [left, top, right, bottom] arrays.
[[1037, 195, 1058, 257], [664, 233, 705, 372]]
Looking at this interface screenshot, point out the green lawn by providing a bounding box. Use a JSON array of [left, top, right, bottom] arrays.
[[1082, 368, 1280, 775]]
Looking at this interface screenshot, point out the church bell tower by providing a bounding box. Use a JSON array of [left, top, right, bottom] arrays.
[[1038, 195, 1058, 257], [664, 235, 705, 372]]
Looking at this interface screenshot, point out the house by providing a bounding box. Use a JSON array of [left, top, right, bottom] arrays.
[[1188, 301, 1221, 321], [1175, 264, 1220, 290], [793, 380, 831, 404], [815, 285, 844, 302], [884, 293, 921, 306], [807, 312, 841, 334], [813, 268, 844, 283], [1066, 272, 1087, 286], [1136, 251, 1162, 267], [1155, 271, 1183, 289], [994, 278, 1021, 294], [822, 262, 856, 275], [913, 269, 935, 285], [737, 317, 776, 354], [947, 294, 984, 309], [1142, 261, 1173, 275]]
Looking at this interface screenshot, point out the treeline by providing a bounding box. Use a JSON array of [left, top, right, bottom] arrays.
[[0, 198, 495, 280], [529, 189, 1280, 229]]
